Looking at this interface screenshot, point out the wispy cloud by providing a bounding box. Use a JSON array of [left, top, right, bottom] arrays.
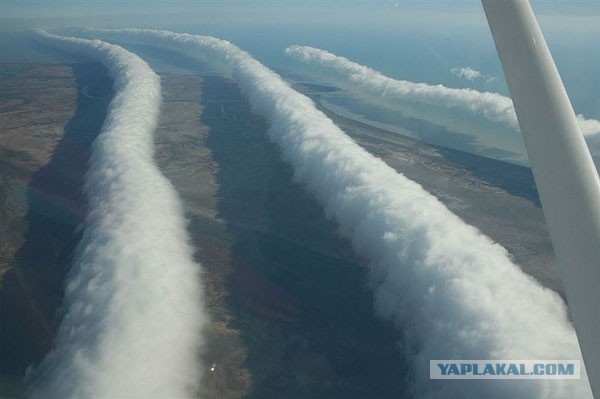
[[73, 27, 591, 398], [451, 66, 482, 81], [28, 31, 207, 399], [451, 66, 496, 83]]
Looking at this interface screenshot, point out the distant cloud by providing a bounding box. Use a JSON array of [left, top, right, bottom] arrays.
[[451, 66, 496, 83], [284, 45, 599, 146], [451, 66, 489, 82], [451, 66, 481, 80]]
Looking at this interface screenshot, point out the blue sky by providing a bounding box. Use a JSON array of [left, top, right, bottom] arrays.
[[1, 1, 598, 117], [2, 1, 598, 26]]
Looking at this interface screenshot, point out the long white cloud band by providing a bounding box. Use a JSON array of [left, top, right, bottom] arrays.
[[29, 31, 207, 399]]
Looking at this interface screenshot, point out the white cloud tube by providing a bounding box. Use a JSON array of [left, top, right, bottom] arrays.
[[28, 31, 207, 398], [284, 45, 600, 143], [79, 28, 591, 398]]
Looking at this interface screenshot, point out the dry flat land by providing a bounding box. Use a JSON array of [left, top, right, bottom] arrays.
[[0, 62, 560, 399], [158, 75, 560, 399], [1, 64, 82, 271], [155, 75, 410, 399], [0, 62, 112, 396]]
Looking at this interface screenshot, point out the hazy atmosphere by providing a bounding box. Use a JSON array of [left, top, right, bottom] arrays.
[[1, 1, 598, 398]]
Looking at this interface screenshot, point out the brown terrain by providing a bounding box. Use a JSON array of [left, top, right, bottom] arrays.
[[0, 63, 409, 399], [0, 63, 112, 396], [0, 60, 560, 399]]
